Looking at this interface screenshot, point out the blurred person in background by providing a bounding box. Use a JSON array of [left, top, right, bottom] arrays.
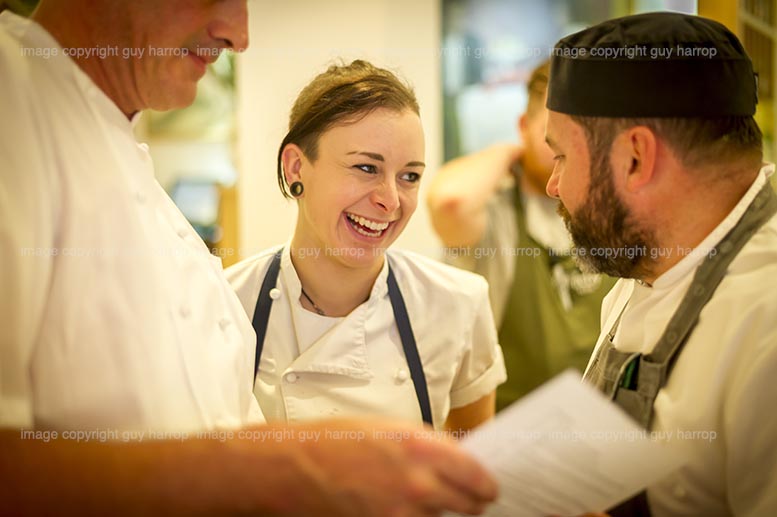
[[428, 61, 614, 410]]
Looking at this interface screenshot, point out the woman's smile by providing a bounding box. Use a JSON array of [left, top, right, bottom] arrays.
[[344, 212, 393, 238]]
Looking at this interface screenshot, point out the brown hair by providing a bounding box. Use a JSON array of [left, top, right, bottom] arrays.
[[525, 60, 549, 120], [570, 115, 763, 175], [277, 60, 420, 198]]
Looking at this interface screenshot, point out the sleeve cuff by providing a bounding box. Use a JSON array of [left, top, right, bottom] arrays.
[[449, 345, 507, 408]]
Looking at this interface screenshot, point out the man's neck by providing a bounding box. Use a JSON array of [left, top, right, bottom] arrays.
[[32, 3, 139, 118], [639, 166, 761, 285]]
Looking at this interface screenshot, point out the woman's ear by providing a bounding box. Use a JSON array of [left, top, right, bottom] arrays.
[[281, 143, 306, 186]]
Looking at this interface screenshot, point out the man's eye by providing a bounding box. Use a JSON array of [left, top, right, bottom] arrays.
[[553, 154, 565, 161], [355, 164, 377, 174]]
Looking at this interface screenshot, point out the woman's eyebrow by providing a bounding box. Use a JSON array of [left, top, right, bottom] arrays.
[[347, 150, 425, 168]]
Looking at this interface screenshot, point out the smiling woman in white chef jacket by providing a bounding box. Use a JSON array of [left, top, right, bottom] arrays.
[[226, 60, 506, 432]]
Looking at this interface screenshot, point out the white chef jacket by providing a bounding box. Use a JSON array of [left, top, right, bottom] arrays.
[[226, 246, 507, 430], [589, 164, 777, 516], [0, 12, 263, 432]]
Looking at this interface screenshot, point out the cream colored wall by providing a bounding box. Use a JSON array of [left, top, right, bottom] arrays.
[[236, 0, 444, 259]]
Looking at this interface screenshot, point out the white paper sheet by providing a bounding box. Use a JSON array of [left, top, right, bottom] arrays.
[[454, 370, 685, 516]]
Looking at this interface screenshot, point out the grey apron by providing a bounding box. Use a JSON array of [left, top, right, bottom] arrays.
[[583, 181, 777, 516]]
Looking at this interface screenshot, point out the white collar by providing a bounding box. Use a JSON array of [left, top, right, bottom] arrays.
[[280, 243, 391, 309]]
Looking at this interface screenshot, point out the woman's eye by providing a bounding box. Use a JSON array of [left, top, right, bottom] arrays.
[[355, 164, 377, 174], [400, 172, 421, 183]]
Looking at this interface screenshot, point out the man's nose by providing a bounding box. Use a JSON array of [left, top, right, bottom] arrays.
[[208, 0, 249, 53], [546, 168, 560, 199]]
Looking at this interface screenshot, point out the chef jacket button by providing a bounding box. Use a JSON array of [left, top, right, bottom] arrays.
[[285, 372, 298, 384], [269, 288, 281, 300], [218, 318, 230, 330], [179, 304, 191, 318], [177, 228, 188, 239], [673, 484, 686, 499], [395, 369, 409, 382], [135, 192, 147, 204], [138, 142, 150, 153]]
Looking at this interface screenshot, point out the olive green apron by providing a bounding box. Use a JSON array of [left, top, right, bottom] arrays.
[[496, 186, 615, 410]]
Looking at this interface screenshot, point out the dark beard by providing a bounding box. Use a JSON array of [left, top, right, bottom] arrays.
[[556, 156, 657, 279]]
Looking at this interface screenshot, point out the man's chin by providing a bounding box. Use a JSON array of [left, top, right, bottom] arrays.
[[555, 200, 570, 219]]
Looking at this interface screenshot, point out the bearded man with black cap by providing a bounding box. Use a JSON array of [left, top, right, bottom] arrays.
[[545, 11, 776, 517]]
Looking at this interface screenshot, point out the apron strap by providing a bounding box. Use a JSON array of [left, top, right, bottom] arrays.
[[387, 264, 434, 426], [251, 249, 434, 427], [252, 250, 282, 379], [645, 181, 777, 381]]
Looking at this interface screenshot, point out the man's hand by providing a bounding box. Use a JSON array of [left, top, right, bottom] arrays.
[[428, 143, 524, 248], [1, 420, 498, 516], [251, 419, 498, 516]]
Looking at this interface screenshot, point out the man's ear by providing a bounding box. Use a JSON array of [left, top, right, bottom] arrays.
[[518, 113, 528, 139], [612, 126, 657, 193], [281, 143, 306, 186]]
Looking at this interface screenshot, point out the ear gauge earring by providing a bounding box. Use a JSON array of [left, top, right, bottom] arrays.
[[290, 181, 304, 197]]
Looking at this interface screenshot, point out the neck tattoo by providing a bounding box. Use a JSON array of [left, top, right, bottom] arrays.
[[300, 287, 326, 316]]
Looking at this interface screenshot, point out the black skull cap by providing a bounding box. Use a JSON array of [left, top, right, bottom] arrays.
[[547, 12, 758, 117]]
